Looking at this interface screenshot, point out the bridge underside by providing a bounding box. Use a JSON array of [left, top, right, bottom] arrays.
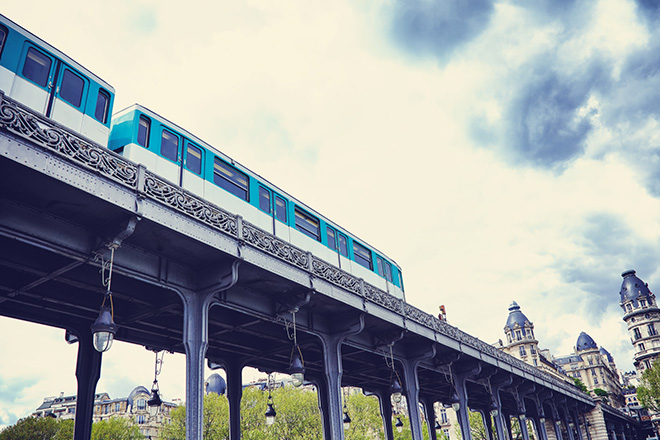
[[0, 93, 644, 440]]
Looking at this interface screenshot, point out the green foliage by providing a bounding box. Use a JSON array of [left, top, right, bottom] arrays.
[[572, 378, 588, 393], [343, 392, 384, 440], [0, 415, 141, 440], [0, 416, 61, 440], [593, 388, 608, 397], [637, 360, 660, 412], [90, 417, 142, 440]]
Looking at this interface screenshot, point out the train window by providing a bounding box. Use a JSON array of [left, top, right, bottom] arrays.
[[353, 242, 373, 270], [338, 233, 348, 257], [275, 196, 287, 222], [327, 227, 336, 251], [259, 187, 271, 213], [0, 26, 6, 58], [377, 257, 393, 282], [23, 47, 51, 87], [137, 116, 150, 147], [160, 129, 179, 162], [95, 89, 110, 123], [59, 69, 84, 108], [213, 157, 249, 200], [186, 143, 203, 175], [295, 207, 320, 241]]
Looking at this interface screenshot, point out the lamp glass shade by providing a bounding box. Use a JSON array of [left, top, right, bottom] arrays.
[[265, 403, 276, 425], [343, 412, 351, 430], [395, 417, 404, 433], [540, 418, 546, 424], [147, 388, 162, 417], [391, 378, 403, 403], [90, 304, 117, 353], [289, 352, 305, 387]]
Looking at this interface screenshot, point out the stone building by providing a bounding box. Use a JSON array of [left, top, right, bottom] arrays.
[[619, 270, 660, 374], [32, 385, 177, 438]]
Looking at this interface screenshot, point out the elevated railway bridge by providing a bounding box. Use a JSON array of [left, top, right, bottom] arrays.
[[0, 92, 645, 440]]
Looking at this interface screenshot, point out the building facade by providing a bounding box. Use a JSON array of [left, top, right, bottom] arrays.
[[32, 386, 177, 438], [620, 270, 660, 374]]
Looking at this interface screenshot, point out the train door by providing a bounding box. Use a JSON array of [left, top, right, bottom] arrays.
[[50, 65, 87, 133], [11, 45, 56, 114], [181, 140, 205, 194], [259, 187, 289, 240], [12, 44, 88, 134]]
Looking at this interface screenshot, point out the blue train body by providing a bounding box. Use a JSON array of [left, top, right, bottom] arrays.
[[0, 14, 115, 145], [108, 105, 405, 298], [0, 13, 405, 299]]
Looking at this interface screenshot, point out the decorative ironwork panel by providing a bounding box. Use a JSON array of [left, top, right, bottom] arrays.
[[0, 94, 138, 188], [364, 283, 402, 312], [404, 303, 437, 328], [311, 257, 362, 294], [143, 173, 237, 236], [242, 222, 309, 269]]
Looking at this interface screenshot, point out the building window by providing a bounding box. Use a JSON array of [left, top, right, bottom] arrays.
[[594, 377, 598, 385], [640, 343, 645, 351], [645, 360, 652, 369], [440, 409, 448, 424], [507, 334, 512, 343], [115, 403, 121, 412], [137, 415, 146, 424], [137, 399, 146, 410], [641, 299, 647, 308], [626, 303, 632, 312], [634, 328, 642, 340], [530, 345, 537, 354], [519, 345, 526, 356], [515, 330, 522, 341], [649, 324, 657, 336]]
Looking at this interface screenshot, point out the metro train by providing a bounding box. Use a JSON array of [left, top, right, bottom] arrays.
[[0, 14, 405, 299]]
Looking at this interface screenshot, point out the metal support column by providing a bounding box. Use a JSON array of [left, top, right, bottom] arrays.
[[476, 409, 495, 440], [399, 345, 436, 440], [223, 357, 247, 440], [451, 362, 482, 440], [421, 397, 438, 440], [490, 375, 513, 440], [71, 326, 102, 440], [366, 388, 394, 440], [316, 314, 365, 440]]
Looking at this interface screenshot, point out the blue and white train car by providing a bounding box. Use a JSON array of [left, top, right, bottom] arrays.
[[0, 14, 115, 145], [108, 105, 405, 299]]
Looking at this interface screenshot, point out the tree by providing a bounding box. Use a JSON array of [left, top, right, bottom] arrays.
[[91, 417, 142, 440], [637, 360, 660, 412], [0, 416, 60, 440]]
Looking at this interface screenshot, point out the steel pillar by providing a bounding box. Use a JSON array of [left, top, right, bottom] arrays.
[[476, 409, 495, 440], [71, 325, 102, 440], [421, 397, 438, 440], [316, 314, 365, 439], [365, 388, 395, 440], [451, 362, 482, 440], [491, 375, 513, 440], [399, 345, 436, 440], [222, 357, 247, 440]]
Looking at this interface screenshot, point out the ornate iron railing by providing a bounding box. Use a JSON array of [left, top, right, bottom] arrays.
[[0, 92, 589, 402]]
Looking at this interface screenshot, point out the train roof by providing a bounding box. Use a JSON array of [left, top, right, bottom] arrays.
[[0, 13, 114, 92], [113, 103, 402, 270]]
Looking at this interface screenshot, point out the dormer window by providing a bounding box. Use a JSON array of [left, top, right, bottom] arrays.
[[626, 304, 632, 313], [641, 299, 647, 308]]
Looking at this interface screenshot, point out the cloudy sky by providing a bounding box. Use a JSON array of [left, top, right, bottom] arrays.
[[2, 0, 660, 429]]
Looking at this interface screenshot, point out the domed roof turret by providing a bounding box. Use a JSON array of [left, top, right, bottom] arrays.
[[599, 346, 614, 363], [205, 373, 226, 395], [127, 385, 150, 408], [620, 270, 652, 304], [576, 332, 598, 351], [505, 301, 531, 330]]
